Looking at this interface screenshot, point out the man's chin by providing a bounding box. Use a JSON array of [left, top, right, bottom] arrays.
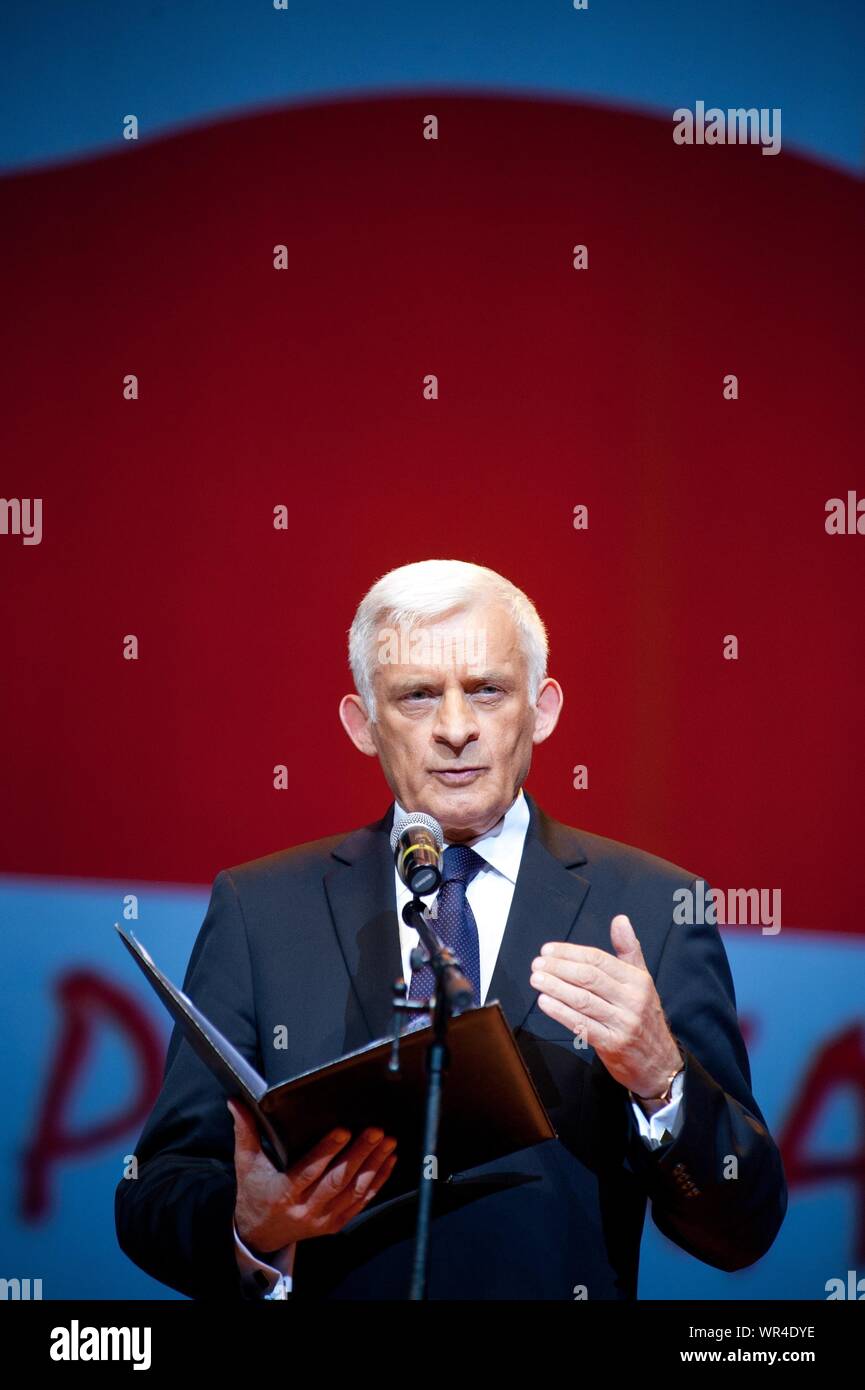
[[421, 779, 504, 838]]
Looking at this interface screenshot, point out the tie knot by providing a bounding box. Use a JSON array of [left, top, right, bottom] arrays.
[[442, 843, 485, 885]]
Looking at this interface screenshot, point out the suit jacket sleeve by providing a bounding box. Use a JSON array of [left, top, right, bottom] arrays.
[[624, 883, 788, 1272], [114, 870, 262, 1300]]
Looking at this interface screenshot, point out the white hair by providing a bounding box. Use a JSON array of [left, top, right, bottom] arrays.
[[347, 558, 549, 722]]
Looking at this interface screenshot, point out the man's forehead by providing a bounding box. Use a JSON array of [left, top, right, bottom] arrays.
[[386, 663, 513, 686], [373, 603, 524, 683]]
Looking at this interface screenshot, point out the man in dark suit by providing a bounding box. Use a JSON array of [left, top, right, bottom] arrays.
[[115, 559, 787, 1299]]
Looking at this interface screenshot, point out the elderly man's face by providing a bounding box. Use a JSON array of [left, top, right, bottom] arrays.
[[340, 599, 563, 841]]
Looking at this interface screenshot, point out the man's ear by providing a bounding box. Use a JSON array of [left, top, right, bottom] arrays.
[[339, 693, 378, 757], [532, 678, 564, 745]]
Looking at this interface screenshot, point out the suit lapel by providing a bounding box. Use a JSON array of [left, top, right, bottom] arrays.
[[485, 792, 592, 1033], [323, 791, 600, 1043], [324, 804, 404, 1044]]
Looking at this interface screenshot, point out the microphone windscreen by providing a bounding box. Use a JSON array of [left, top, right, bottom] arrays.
[[389, 809, 444, 854]]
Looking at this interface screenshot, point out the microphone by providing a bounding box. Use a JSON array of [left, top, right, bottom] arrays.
[[390, 809, 444, 896]]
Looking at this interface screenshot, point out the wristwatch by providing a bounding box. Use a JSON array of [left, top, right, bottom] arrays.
[[629, 1048, 685, 1105]]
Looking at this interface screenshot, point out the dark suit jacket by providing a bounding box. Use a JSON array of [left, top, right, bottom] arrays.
[[115, 791, 787, 1300]]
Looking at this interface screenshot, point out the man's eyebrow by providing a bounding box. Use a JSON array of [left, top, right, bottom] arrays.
[[386, 673, 438, 694]]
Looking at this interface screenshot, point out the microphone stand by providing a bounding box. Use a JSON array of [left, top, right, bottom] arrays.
[[388, 894, 474, 1301]]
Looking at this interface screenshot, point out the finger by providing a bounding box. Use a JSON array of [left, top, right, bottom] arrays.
[[227, 1099, 264, 1157], [325, 1153, 399, 1225], [530, 962, 621, 1025], [538, 941, 636, 985], [610, 913, 647, 968], [309, 1127, 391, 1205], [535, 991, 613, 1048], [322, 1140, 398, 1218], [286, 1127, 356, 1195], [530, 954, 634, 1011]]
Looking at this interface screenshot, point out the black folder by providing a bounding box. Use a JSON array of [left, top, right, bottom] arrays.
[[115, 923, 556, 1198]]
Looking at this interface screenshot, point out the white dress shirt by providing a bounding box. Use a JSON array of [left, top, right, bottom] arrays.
[[234, 787, 684, 1297]]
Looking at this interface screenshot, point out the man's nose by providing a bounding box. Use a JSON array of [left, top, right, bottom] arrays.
[[432, 690, 480, 750]]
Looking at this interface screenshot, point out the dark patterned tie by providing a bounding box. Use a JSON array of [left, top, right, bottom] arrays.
[[406, 844, 485, 1025]]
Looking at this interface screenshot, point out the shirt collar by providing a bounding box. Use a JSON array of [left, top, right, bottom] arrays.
[[392, 786, 530, 887]]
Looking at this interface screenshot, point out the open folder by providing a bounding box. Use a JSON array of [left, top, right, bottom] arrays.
[[115, 924, 557, 1199]]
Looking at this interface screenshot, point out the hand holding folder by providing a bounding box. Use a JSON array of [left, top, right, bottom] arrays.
[[228, 1095, 400, 1252], [115, 923, 556, 1212]]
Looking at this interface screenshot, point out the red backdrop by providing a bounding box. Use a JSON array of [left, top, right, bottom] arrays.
[[2, 95, 863, 934]]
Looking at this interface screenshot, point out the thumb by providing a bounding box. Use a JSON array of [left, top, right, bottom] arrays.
[[610, 913, 646, 968], [227, 1097, 262, 1155]]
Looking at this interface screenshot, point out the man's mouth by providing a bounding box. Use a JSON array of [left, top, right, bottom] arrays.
[[429, 767, 487, 785]]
